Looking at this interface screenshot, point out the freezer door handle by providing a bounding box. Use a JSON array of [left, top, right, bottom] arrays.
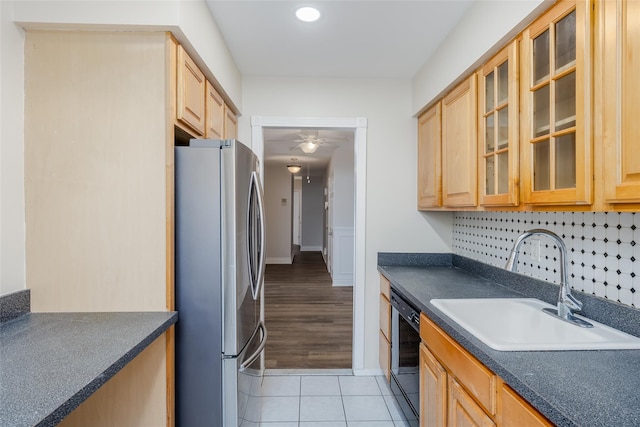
[[240, 321, 267, 372]]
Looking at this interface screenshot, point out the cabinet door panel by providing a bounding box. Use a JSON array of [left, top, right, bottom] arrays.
[[420, 314, 496, 416], [224, 105, 238, 139], [420, 343, 447, 427], [418, 103, 442, 209], [205, 81, 224, 139], [379, 330, 391, 382], [448, 377, 496, 427], [443, 75, 478, 207], [602, 0, 640, 203], [478, 41, 519, 206], [380, 294, 391, 341], [176, 46, 205, 136]]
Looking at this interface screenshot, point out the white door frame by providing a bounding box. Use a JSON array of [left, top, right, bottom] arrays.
[[251, 116, 367, 374]]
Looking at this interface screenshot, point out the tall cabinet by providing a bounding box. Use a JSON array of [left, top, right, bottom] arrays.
[[25, 31, 179, 426]]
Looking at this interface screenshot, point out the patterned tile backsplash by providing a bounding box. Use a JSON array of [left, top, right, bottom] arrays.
[[453, 211, 638, 308]]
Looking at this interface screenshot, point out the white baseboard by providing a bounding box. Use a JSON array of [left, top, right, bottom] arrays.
[[332, 279, 354, 287], [300, 246, 322, 252], [352, 368, 384, 376], [266, 256, 292, 265]]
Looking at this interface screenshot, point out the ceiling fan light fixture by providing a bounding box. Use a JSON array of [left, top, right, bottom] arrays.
[[295, 6, 320, 22], [287, 162, 302, 174], [299, 141, 319, 154]]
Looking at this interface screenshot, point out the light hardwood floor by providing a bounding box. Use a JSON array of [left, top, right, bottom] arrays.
[[264, 251, 353, 369]]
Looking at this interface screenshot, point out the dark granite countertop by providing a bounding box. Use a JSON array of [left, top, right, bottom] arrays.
[[378, 253, 640, 427], [0, 311, 177, 427]]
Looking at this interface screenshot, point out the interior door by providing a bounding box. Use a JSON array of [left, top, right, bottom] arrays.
[[293, 190, 301, 246]]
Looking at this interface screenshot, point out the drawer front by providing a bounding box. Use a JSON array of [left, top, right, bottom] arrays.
[[380, 275, 391, 299], [379, 294, 391, 340], [379, 330, 391, 382], [420, 313, 497, 415], [500, 383, 552, 427]]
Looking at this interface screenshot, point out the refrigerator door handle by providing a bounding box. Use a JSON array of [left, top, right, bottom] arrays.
[[239, 321, 267, 372], [248, 170, 266, 300]]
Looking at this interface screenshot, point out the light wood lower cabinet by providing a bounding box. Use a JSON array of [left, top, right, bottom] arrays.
[[419, 313, 552, 427], [379, 275, 392, 381], [420, 343, 447, 427], [449, 376, 496, 427], [498, 383, 552, 427]]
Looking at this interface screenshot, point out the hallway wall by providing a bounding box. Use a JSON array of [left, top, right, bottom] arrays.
[[264, 162, 292, 264]]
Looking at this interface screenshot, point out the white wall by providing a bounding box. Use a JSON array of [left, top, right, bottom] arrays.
[[0, 2, 26, 296], [240, 76, 453, 370], [301, 177, 324, 251], [11, 0, 242, 108], [0, 0, 241, 297], [264, 162, 293, 264], [412, 0, 550, 114]]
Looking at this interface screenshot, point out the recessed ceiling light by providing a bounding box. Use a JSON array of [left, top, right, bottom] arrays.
[[296, 6, 320, 22]]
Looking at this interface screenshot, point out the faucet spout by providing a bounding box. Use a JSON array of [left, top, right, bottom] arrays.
[[505, 228, 590, 327]]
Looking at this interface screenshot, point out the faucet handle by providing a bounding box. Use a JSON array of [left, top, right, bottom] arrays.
[[561, 293, 583, 312]]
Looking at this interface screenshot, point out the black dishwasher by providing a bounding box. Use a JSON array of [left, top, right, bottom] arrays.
[[390, 288, 421, 426]]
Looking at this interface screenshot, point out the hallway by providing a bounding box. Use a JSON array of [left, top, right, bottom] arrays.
[[264, 251, 353, 369]]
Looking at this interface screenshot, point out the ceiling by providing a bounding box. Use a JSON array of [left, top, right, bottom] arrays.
[[205, 1, 475, 79], [205, 1, 475, 175]]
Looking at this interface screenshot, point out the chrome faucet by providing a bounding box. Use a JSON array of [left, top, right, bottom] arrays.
[[506, 229, 592, 328]]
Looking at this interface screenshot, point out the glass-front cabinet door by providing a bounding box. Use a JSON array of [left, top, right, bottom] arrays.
[[521, 0, 592, 206], [478, 40, 519, 206]]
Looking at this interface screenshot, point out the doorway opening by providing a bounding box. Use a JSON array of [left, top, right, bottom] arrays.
[[252, 116, 367, 373]]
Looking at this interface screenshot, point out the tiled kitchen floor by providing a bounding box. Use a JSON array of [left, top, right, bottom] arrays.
[[241, 370, 410, 427]]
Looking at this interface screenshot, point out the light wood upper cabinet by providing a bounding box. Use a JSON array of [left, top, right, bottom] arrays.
[[176, 45, 206, 136], [205, 80, 225, 139], [478, 41, 520, 207], [418, 102, 442, 209], [224, 105, 238, 139], [520, 0, 592, 206], [601, 0, 640, 205], [442, 75, 478, 207]]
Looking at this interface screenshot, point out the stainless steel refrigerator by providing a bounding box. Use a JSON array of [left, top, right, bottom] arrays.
[[175, 139, 267, 426]]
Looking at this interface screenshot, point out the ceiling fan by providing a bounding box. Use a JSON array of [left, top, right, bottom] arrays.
[[292, 132, 328, 154]]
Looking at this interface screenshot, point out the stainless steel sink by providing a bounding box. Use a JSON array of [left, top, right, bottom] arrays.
[[430, 298, 640, 351]]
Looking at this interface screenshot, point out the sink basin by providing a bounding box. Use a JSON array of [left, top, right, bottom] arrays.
[[429, 298, 640, 351]]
